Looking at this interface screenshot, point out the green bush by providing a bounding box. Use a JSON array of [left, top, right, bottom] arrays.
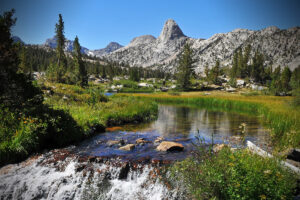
[[0, 104, 83, 166], [86, 88, 108, 106], [170, 147, 297, 200]]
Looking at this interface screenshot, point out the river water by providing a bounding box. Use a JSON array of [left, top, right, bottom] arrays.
[[0, 104, 270, 200]]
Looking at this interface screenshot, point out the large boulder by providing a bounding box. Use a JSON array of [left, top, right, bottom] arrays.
[[156, 141, 184, 152], [119, 144, 135, 151]]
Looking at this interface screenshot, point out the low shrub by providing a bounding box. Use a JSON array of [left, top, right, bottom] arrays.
[[170, 146, 297, 200]]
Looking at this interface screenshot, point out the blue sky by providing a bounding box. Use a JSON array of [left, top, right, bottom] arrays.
[[1, 0, 299, 50]]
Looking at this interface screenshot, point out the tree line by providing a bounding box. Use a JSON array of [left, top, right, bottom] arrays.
[[176, 43, 300, 98], [17, 14, 170, 85]]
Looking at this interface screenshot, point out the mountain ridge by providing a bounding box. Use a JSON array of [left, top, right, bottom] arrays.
[[15, 19, 300, 71], [103, 20, 300, 71]]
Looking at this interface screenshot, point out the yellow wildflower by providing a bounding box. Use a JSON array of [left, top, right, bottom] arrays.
[[259, 194, 267, 200]]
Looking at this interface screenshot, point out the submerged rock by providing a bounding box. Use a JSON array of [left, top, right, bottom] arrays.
[[119, 144, 135, 151], [107, 139, 125, 147], [154, 137, 164, 143], [136, 138, 151, 144], [156, 141, 184, 152]]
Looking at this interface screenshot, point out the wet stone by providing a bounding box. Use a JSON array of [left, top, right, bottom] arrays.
[[118, 163, 130, 179], [136, 138, 151, 144], [156, 141, 184, 152], [107, 139, 125, 147], [154, 137, 164, 143], [119, 144, 135, 151]]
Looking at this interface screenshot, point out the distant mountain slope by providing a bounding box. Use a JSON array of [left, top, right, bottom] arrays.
[[43, 36, 90, 54], [43, 37, 123, 56], [12, 36, 25, 44], [88, 42, 123, 57], [102, 19, 300, 72]]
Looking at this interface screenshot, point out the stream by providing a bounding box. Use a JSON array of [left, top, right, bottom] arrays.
[[0, 104, 270, 200]]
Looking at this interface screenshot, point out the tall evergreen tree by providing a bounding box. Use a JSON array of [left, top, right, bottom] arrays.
[[18, 45, 31, 74], [55, 14, 67, 82], [209, 60, 221, 85], [230, 51, 238, 79], [251, 50, 265, 83], [204, 64, 209, 81], [130, 67, 140, 82], [270, 66, 282, 95], [0, 9, 43, 112], [280, 66, 291, 93], [242, 44, 251, 77], [290, 65, 300, 105], [176, 43, 195, 90], [237, 48, 243, 77], [290, 65, 300, 94], [73, 36, 87, 87]]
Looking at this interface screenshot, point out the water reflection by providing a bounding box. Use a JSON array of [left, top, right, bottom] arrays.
[[76, 104, 269, 160], [141, 105, 268, 143]]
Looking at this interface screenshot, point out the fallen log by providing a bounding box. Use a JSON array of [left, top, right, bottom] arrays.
[[247, 141, 300, 174]]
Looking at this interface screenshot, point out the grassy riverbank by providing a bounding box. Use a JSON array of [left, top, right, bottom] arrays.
[[127, 91, 300, 149], [43, 82, 158, 132], [0, 82, 158, 166]]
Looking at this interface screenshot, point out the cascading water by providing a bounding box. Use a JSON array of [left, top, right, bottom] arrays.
[[0, 148, 184, 200]]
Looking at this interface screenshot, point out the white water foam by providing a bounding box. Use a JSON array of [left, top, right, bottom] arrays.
[[0, 155, 180, 200]]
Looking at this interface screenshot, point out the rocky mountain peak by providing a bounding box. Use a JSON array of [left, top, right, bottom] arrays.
[[129, 35, 156, 46], [105, 42, 123, 51], [158, 19, 186, 42]]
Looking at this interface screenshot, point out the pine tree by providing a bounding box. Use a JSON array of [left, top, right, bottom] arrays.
[[176, 43, 195, 90], [18, 45, 30, 74], [0, 9, 43, 111], [237, 48, 243, 78], [290, 65, 300, 105], [209, 60, 221, 85], [230, 51, 238, 79], [204, 64, 209, 81], [270, 66, 282, 95], [130, 67, 140, 82], [280, 66, 291, 93], [242, 44, 251, 77], [55, 14, 67, 82], [251, 50, 265, 83], [73, 36, 87, 87]]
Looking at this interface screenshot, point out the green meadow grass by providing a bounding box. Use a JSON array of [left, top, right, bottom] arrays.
[[44, 82, 158, 132]]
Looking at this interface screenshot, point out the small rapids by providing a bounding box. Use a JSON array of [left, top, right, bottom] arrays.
[[0, 147, 185, 200]]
